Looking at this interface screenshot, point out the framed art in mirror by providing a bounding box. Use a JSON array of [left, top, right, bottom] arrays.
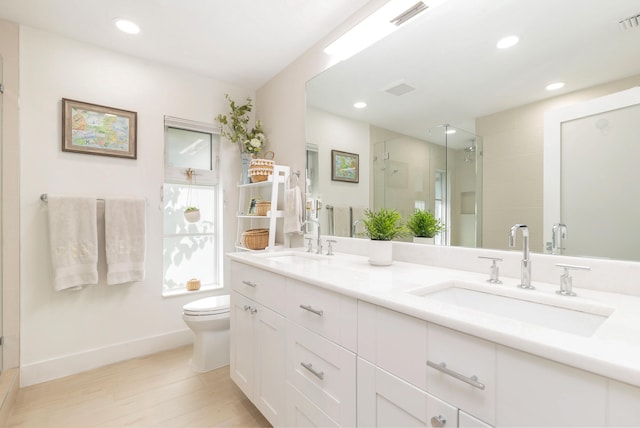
[[331, 149, 359, 183], [62, 98, 137, 159]]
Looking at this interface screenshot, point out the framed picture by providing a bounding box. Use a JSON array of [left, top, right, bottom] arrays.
[[247, 197, 258, 215], [62, 98, 137, 159], [331, 149, 359, 183]]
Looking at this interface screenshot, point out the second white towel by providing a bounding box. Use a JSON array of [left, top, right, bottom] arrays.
[[104, 198, 146, 285], [284, 186, 303, 234]]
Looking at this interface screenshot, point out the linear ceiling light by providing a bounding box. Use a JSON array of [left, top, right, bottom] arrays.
[[324, 0, 444, 62]]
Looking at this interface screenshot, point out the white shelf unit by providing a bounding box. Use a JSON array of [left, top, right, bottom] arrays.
[[236, 164, 290, 251]]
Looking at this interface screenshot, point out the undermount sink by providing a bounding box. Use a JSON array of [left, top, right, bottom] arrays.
[[257, 251, 331, 264], [408, 281, 613, 337]]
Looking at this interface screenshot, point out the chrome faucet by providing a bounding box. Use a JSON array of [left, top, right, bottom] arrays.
[[301, 218, 322, 254], [551, 223, 567, 255], [509, 224, 534, 289], [351, 219, 361, 238]]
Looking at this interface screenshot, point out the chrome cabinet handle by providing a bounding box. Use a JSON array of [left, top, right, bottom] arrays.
[[430, 415, 447, 427], [300, 362, 324, 380], [250, 307, 258, 314], [243, 305, 251, 311], [243, 305, 257, 314], [242, 280, 257, 287], [427, 361, 485, 390], [299, 304, 324, 316]]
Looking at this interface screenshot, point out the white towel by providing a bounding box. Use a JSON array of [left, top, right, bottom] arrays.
[[47, 196, 98, 291], [104, 198, 146, 285], [333, 205, 351, 237], [284, 186, 303, 234]]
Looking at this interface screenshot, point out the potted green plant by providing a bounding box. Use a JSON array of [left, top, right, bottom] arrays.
[[184, 206, 201, 223], [215, 94, 266, 184], [361, 208, 407, 266], [406, 209, 444, 244]]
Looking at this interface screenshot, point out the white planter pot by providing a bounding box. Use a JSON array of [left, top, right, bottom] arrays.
[[413, 236, 435, 245], [184, 210, 201, 223], [368, 240, 393, 266]]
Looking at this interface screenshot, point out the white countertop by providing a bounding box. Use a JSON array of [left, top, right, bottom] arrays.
[[227, 249, 640, 387]]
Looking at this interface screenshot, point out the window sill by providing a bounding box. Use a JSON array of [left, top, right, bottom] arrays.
[[162, 284, 223, 298]]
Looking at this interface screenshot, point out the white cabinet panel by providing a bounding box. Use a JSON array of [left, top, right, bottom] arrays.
[[286, 382, 340, 427], [459, 410, 493, 428], [607, 380, 640, 427], [357, 301, 428, 390], [427, 323, 495, 425], [287, 278, 357, 351], [496, 345, 606, 427], [287, 321, 356, 426], [230, 291, 255, 399]]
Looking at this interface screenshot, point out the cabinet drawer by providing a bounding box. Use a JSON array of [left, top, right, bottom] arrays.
[[286, 321, 356, 426], [358, 301, 428, 390], [285, 382, 339, 428], [230, 261, 285, 312], [287, 278, 357, 351], [427, 323, 495, 425]]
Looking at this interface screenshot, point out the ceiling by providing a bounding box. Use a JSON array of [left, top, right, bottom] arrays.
[[306, 0, 640, 143], [0, 0, 371, 90]]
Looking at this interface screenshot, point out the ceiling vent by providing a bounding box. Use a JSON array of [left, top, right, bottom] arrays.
[[619, 13, 640, 31], [384, 82, 417, 96], [390, 1, 428, 27]]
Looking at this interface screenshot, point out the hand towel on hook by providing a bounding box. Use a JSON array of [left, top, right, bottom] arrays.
[[105, 198, 146, 285], [47, 195, 98, 291]]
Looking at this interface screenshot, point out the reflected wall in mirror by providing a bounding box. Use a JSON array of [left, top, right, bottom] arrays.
[[305, 0, 640, 261]]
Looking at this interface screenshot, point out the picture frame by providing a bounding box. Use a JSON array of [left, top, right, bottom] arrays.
[[247, 197, 258, 215], [331, 149, 359, 183], [62, 98, 137, 159]]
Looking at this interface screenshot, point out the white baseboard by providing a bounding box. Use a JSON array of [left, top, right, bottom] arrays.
[[20, 329, 193, 387]]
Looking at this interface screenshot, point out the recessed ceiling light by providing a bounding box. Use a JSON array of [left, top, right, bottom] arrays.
[[445, 129, 457, 134], [545, 81, 566, 91], [354, 101, 367, 109], [496, 35, 519, 49], [114, 19, 140, 34]]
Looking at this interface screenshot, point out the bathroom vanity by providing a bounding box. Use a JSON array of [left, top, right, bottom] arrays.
[[228, 247, 640, 427]]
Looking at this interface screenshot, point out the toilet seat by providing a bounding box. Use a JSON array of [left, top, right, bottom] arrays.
[[183, 295, 230, 316]]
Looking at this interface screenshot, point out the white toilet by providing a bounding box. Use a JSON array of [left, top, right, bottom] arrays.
[[182, 294, 230, 372]]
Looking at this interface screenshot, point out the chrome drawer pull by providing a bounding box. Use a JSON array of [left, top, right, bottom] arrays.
[[430, 415, 447, 427], [299, 304, 324, 316], [243, 305, 251, 311], [300, 362, 324, 380], [427, 361, 485, 390], [250, 307, 258, 314], [242, 280, 257, 287]]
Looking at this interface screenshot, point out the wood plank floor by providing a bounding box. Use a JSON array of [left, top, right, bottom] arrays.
[[5, 346, 271, 427]]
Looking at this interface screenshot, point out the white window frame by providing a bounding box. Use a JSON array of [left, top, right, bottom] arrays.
[[162, 116, 222, 296]]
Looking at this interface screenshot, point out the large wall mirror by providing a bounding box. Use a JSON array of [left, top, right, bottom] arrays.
[[305, 0, 640, 261]]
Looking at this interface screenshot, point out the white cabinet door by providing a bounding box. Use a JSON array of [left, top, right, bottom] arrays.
[[230, 290, 286, 427], [254, 304, 286, 426], [607, 380, 640, 427], [230, 291, 255, 399], [495, 345, 606, 427]]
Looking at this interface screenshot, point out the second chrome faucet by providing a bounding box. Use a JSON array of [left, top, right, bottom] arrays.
[[509, 224, 534, 289]]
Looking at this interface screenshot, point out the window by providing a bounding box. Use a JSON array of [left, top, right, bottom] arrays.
[[163, 117, 221, 295]]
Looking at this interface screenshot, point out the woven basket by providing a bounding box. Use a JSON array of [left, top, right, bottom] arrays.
[[249, 151, 275, 183], [255, 201, 271, 216], [186, 278, 201, 291], [242, 228, 269, 250]]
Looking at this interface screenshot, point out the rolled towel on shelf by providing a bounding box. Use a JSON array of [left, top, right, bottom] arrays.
[[105, 198, 147, 285], [47, 195, 99, 291]]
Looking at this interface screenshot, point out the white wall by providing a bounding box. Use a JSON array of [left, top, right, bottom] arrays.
[[19, 26, 252, 386], [306, 107, 370, 233]]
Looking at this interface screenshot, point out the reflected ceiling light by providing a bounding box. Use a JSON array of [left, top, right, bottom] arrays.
[[324, 0, 447, 62], [496, 35, 519, 49], [545, 81, 566, 91], [445, 129, 457, 134], [114, 18, 140, 34], [354, 101, 368, 109]]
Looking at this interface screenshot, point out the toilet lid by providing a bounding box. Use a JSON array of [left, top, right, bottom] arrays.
[[183, 295, 230, 316]]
